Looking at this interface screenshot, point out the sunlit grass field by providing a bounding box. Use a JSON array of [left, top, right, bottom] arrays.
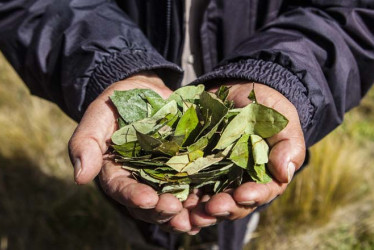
[[1, 53, 374, 250]]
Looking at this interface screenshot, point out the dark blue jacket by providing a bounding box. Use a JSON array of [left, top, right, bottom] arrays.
[[1, 0, 374, 146]]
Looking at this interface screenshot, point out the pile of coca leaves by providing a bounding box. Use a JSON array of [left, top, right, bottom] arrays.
[[110, 85, 288, 201]]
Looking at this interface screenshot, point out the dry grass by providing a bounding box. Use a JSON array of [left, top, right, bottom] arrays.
[[248, 91, 374, 249], [0, 54, 131, 250]]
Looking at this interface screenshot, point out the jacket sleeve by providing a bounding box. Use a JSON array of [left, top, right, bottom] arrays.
[[0, 0, 183, 121], [194, 2, 374, 147]]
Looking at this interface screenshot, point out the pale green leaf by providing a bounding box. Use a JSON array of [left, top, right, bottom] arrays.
[[166, 155, 190, 172], [188, 150, 204, 162], [248, 164, 272, 184], [215, 103, 288, 149], [162, 184, 190, 201], [182, 155, 224, 175], [110, 89, 164, 123], [250, 134, 269, 164], [167, 84, 205, 106]]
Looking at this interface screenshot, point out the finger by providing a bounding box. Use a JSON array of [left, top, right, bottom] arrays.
[[265, 97, 306, 183], [233, 180, 288, 207], [154, 193, 183, 217], [183, 189, 202, 210], [204, 192, 256, 220], [99, 160, 159, 209], [228, 82, 306, 183], [167, 208, 193, 233], [69, 99, 117, 184], [189, 195, 217, 228], [267, 135, 306, 183]]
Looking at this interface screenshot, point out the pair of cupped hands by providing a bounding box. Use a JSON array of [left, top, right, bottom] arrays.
[[69, 72, 306, 235]]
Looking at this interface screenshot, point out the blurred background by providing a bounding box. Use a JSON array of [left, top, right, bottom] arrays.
[[1, 52, 374, 250]]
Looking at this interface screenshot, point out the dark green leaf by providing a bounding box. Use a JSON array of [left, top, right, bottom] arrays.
[[135, 131, 162, 152], [215, 86, 230, 102], [174, 106, 200, 146], [199, 91, 228, 128], [248, 89, 257, 103], [154, 141, 180, 156], [112, 142, 141, 157]]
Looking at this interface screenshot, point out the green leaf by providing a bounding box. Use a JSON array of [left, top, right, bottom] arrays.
[[181, 154, 224, 175], [152, 100, 178, 118], [189, 163, 233, 183], [112, 142, 141, 157], [215, 103, 288, 149], [248, 164, 272, 184], [174, 106, 200, 146], [167, 84, 205, 108], [117, 117, 127, 128], [111, 125, 138, 145], [194, 180, 216, 189], [229, 134, 251, 170], [112, 110, 177, 145], [110, 89, 164, 123], [135, 131, 162, 152], [250, 134, 269, 164], [248, 89, 257, 103], [139, 169, 166, 184], [215, 86, 230, 102], [166, 155, 190, 172], [199, 91, 228, 128], [161, 184, 190, 201], [188, 150, 204, 161], [154, 141, 180, 156], [251, 104, 289, 138], [145, 94, 167, 115], [187, 114, 226, 152]]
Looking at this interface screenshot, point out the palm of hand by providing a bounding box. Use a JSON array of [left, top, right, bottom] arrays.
[[68, 75, 305, 234]]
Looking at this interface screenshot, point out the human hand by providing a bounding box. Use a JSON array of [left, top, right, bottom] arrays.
[[68, 73, 195, 232], [186, 82, 306, 226]]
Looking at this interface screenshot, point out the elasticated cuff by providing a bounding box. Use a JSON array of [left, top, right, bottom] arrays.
[[83, 49, 183, 110], [193, 58, 315, 130]]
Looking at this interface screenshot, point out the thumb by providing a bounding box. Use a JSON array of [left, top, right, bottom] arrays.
[[266, 103, 306, 183], [69, 99, 117, 184]]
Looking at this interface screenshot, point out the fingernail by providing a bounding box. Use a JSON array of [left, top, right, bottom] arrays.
[[139, 205, 156, 209], [187, 230, 200, 236], [288, 162, 296, 183], [198, 222, 216, 228], [212, 211, 230, 217], [156, 217, 173, 224], [238, 200, 256, 206], [74, 158, 82, 181], [174, 228, 189, 233]]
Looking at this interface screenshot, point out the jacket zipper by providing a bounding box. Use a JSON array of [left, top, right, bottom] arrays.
[[163, 0, 172, 57]]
